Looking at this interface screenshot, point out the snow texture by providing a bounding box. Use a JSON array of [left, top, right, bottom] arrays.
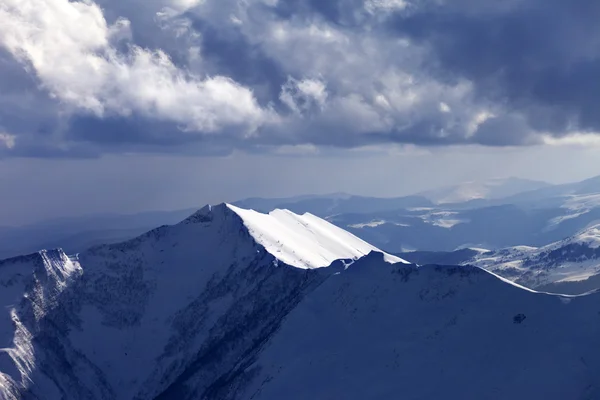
[[0, 204, 599, 400], [227, 204, 406, 269], [469, 223, 600, 290]]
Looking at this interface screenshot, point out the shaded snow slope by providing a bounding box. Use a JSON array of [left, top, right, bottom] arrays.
[[0, 249, 83, 399], [0, 204, 400, 399], [220, 258, 600, 400], [1, 204, 600, 400], [227, 204, 406, 269]]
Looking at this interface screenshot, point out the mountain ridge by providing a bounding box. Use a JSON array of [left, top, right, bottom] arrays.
[[418, 177, 552, 204], [0, 204, 402, 399], [2, 204, 600, 399]]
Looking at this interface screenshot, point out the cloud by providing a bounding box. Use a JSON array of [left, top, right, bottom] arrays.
[[280, 77, 328, 114], [0, 0, 599, 157], [389, 0, 600, 135], [543, 133, 600, 147], [0, 133, 15, 149], [365, 0, 408, 14], [0, 0, 270, 148]]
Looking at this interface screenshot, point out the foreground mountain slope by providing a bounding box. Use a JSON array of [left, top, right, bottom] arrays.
[[0, 249, 84, 399], [0, 204, 402, 400], [2, 205, 600, 399], [236, 259, 600, 400]]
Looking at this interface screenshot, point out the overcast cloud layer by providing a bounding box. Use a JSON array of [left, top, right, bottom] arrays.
[[1, 0, 600, 157]]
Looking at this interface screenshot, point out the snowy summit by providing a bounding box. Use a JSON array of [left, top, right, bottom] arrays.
[[1, 204, 600, 400], [227, 204, 406, 269]]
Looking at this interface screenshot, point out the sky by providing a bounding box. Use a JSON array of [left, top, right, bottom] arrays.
[[1, 0, 600, 225]]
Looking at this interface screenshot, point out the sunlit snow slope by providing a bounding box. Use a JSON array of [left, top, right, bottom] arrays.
[[227, 204, 405, 268]]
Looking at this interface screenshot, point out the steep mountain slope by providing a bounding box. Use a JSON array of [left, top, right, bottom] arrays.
[[2, 204, 600, 399], [0, 204, 403, 399], [536, 273, 600, 295], [0, 249, 83, 399], [234, 259, 600, 400]]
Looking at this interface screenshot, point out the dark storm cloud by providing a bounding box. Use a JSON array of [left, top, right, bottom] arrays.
[[65, 115, 238, 156], [0, 51, 59, 136], [0, 0, 598, 158], [187, 18, 289, 106], [389, 0, 600, 135]]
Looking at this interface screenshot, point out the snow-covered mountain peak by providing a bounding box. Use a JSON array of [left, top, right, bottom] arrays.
[[176, 202, 406, 269], [180, 202, 231, 224], [4, 205, 600, 399], [226, 204, 407, 269], [561, 223, 600, 249]]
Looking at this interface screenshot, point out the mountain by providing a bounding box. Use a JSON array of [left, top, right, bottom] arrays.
[[331, 195, 600, 253], [4, 175, 600, 261], [397, 224, 600, 294], [2, 204, 600, 399], [418, 177, 551, 204], [0, 204, 404, 399], [233, 261, 600, 400], [469, 174, 600, 211], [0, 194, 433, 260], [505, 175, 600, 202], [330, 204, 571, 252], [468, 224, 600, 292]]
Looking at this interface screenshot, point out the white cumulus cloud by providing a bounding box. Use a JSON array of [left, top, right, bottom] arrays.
[[0, 0, 270, 135]]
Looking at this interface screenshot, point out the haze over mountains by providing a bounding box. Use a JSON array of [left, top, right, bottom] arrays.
[[5, 174, 600, 260], [418, 177, 551, 204], [5, 174, 600, 296], [2, 204, 600, 400]]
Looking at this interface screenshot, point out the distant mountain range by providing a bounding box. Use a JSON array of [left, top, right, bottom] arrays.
[[2, 205, 600, 399], [0, 208, 196, 260], [417, 177, 551, 204], [233, 193, 434, 215], [5, 174, 600, 259], [398, 223, 600, 294]]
